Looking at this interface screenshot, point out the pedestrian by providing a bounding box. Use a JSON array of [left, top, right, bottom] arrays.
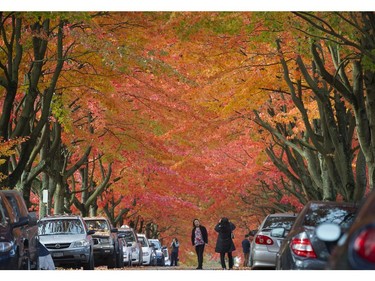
[[214, 217, 236, 270], [170, 237, 180, 266], [241, 234, 250, 267], [191, 218, 208, 269]]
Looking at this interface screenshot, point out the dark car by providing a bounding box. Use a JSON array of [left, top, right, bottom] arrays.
[[1, 190, 39, 269], [0, 191, 39, 270], [317, 189, 375, 270], [84, 217, 123, 268], [250, 213, 297, 269], [276, 201, 358, 270], [0, 192, 37, 270]]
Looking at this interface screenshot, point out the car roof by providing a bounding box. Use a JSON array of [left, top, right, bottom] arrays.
[[267, 213, 297, 217], [83, 217, 108, 221], [40, 214, 83, 220]]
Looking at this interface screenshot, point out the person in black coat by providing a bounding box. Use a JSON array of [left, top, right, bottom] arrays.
[[191, 218, 208, 269], [215, 217, 236, 269]]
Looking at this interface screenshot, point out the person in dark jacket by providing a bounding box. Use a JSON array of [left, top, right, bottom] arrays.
[[191, 218, 208, 269], [170, 237, 180, 266], [215, 217, 236, 269], [241, 234, 251, 267]]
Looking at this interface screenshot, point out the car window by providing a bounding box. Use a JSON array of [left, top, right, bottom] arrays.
[[138, 236, 148, 247], [85, 219, 109, 232], [303, 205, 357, 228], [39, 219, 85, 235], [4, 195, 21, 222], [262, 216, 296, 231], [0, 198, 8, 226], [121, 231, 136, 243]]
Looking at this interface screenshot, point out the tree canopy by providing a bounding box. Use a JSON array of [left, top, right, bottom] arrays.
[[1, 11, 374, 262]]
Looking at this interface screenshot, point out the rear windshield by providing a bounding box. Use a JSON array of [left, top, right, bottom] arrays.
[[262, 216, 296, 231], [303, 204, 357, 228]]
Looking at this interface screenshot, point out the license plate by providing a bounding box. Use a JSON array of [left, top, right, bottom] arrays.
[[53, 252, 63, 257]]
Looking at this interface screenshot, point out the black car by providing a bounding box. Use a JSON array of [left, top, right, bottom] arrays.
[[317, 189, 375, 270], [276, 200, 358, 270], [0, 192, 37, 270], [1, 190, 39, 269], [84, 217, 123, 269]]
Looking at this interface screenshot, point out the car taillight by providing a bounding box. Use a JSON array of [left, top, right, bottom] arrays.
[[353, 227, 375, 263], [290, 237, 317, 258], [255, 235, 274, 245]]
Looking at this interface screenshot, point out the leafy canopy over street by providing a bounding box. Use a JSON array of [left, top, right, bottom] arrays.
[[1, 12, 374, 263]]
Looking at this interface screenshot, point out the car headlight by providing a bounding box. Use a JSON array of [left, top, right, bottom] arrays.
[[0, 241, 13, 253], [71, 239, 90, 248]]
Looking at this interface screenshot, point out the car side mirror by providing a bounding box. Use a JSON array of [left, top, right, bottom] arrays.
[[87, 229, 96, 235], [127, 242, 133, 247], [12, 216, 29, 228]]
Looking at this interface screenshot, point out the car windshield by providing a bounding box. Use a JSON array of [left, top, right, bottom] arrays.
[[120, 231, 136, 243], [85, 219, 109, 232], [150, 240, 161, 249], [138, 236, 148, 247], [303, 204, 357, 228], [39, 219, 85, 235], [262, 216, 296, 231]]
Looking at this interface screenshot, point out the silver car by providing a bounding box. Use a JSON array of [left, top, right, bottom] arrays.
[[250, 213, 297, 269], [38, 215, 95, 270]]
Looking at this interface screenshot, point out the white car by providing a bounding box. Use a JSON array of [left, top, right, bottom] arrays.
[[118, 226, 142, 266], [137, 233, 156, 266]]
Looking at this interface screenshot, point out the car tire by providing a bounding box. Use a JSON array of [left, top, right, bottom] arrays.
[[116, 247, 124, 268]]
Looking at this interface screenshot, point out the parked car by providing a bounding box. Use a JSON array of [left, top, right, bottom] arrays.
[[117, 225, 143, 266], [84, 217, 123, 268], [317, 189, 375, 270], [148, 238, 165, 266], [276, 201, 358, 270], [0, 190, 39, 270], [137, 233, 157, 266], [38, 214, 95, 270], [162, 246, 171, 266], [250, 213, 297, 269]]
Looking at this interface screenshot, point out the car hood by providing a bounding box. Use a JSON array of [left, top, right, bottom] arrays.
[[39, 233, 88, 244]]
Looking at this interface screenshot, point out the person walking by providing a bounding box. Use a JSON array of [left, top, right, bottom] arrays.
[[214, 217, 236, 270], [170, 237, 180, 266], [241, 234, 251, 267], [191, 218, 208, 269]]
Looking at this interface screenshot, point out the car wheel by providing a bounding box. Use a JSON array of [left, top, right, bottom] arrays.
[[116, 247, 124, 268]]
